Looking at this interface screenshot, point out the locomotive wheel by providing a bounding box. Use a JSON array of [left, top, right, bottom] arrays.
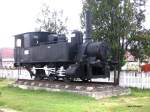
[[63, 77, 74, 83], [35, 69, 46, 80], [55, 76, 59, 81], [48, 75, 56, 81], [34, 75, 44, 80], [80, 77, 90, 82]]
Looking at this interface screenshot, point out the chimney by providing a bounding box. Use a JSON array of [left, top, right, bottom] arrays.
[[85, 10, 92, 42]]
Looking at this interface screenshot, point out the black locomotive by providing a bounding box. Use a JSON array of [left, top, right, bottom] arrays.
[[14, 11, 114, 82]]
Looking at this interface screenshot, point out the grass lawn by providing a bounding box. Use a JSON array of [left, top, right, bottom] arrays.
[[0, 79, 150, 112]]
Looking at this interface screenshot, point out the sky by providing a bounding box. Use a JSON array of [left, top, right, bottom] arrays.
[[0, 0, 82, 48], [0, 0, 150, 48]]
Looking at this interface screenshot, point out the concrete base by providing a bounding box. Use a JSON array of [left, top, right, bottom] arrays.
[[13, 80, 131, 100]]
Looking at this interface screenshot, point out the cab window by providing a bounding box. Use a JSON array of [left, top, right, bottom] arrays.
[[16, 39, 22, 47]]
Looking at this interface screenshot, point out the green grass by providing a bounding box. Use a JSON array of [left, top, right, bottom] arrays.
[[0, 79, 150, 112]]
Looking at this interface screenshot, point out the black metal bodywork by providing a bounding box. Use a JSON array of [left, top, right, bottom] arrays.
[[14, 31, 112, 81]]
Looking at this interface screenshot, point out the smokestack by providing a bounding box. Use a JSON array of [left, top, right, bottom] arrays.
[[85, 10, 92, 41]]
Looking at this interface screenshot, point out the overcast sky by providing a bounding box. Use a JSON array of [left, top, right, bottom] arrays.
[[0, 0, 150, 48]]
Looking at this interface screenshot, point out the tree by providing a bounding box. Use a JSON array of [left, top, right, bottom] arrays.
[[81, 0, 146, 84], [129, 29, 150, 62], [36, 4, 68, 34]]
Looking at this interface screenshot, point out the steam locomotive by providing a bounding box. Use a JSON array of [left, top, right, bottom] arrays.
[[14, 11, 114, 82]]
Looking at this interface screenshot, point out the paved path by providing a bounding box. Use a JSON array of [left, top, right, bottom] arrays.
[[0, 108, 19, 112]]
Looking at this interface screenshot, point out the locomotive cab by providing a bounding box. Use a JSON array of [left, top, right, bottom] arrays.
[[14, 32, 71, 67]]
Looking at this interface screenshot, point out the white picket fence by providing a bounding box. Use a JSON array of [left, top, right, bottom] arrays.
[[0, 69, 150, 89], [0, 69, 31, 80], [119, 71, 150, 89]]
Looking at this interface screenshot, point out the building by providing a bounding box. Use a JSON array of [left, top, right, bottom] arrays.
[[0, 48, 14, 68], [124, 51, 135, 62]]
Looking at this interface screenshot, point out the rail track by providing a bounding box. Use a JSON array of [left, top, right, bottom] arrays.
[[14, 79, 131, 99], [16, 79, 115, 87]]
